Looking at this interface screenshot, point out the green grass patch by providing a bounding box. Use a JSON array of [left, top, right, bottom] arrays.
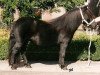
[[0, 39, 8, 60]]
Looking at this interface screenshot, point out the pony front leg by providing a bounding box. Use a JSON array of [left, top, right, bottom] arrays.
[[20, 43, 32, 68], [59, 37, 69, 70], [21, 54, 31, 68]]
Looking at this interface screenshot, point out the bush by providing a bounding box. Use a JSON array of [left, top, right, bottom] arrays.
[[0, 0, 85, 26], [0, 29, 9, 60], [0, 39, 8, 60], [91, 38, 100, 60]]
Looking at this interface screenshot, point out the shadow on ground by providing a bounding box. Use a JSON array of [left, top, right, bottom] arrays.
[[26, 39, 96, 65]]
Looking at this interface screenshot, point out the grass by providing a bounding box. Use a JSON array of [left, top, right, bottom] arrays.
[[0, 29, 9, 60], [0, 29, 9, 39]]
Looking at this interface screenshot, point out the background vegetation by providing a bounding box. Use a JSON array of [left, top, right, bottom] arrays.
[[0, 0, 85, 26], [0, 29, 9, 60]]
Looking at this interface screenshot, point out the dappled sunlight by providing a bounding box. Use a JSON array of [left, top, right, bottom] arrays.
[[73, 30, 100, 41], [0, 29, 9, 40]]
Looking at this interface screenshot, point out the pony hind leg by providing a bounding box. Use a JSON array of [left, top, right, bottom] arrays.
[[8, 33, 16, 65], [10, 40, 31, 69], [10, 42, 22, 70]]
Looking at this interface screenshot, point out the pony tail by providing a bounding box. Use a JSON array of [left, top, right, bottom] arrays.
[[8, 26, 16, 65]]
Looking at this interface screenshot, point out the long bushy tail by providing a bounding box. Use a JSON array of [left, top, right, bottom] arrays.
[[8, 26, 16, 65]]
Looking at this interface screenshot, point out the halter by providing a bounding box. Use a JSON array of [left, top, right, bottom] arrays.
[[79, 7, 95, 26], [97, 0, 100, 7], [79, 6, 96, 66]]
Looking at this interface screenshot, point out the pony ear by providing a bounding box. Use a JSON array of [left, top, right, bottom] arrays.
[[81, 5, 88, 12]]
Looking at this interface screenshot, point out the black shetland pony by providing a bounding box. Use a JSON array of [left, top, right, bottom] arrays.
[[8, 6, 96, 70]]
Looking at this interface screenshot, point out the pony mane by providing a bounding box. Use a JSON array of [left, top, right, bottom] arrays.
[[46, 7, 80, 29], [48, 7, 79, 22]]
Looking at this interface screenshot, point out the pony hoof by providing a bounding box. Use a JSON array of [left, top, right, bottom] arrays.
[[11, 65, 18, 70], [25, 64, 32, 68], [69, 68, 73, 72], [59, 65, 68, 70]]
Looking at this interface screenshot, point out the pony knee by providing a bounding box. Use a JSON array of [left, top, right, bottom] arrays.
[[15, 43, 22, 48], [10, 43, 22, 61], [12, 43, 21, 53], [59, 52, 65, 58]]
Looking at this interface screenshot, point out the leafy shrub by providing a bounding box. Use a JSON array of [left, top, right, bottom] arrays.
[[0, 39, 8, 60], [91, 38, 100, 60], [0, 29, 9, 60], [0, 0, 85, 26]]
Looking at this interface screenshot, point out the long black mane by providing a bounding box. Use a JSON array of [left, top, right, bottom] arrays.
[[47, 7, 82, 31]]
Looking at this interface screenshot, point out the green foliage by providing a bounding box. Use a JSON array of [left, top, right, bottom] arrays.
[[55, 0, 85, 10], [0, 0, 34, 26], [0, 0, 18, 26], [0, 0, 85, 26], [0, 39, 8, 60], [17, 0, 35, 17], [91, 38, 100, 60]]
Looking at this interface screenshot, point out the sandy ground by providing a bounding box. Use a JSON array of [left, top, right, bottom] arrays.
[[0, 60, 100, 75]]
